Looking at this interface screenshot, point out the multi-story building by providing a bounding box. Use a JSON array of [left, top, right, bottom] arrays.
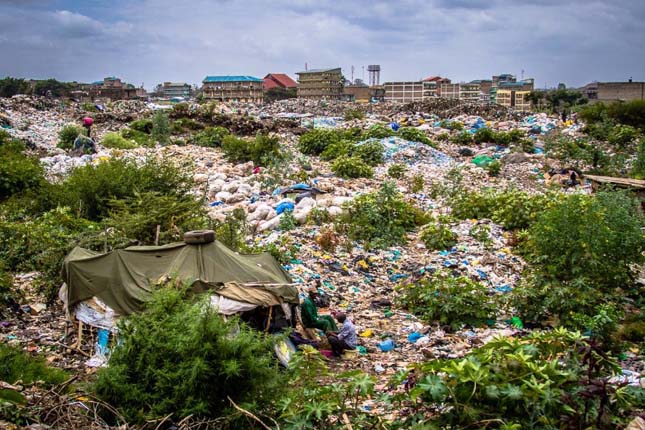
[[160, 82, 191, 99], [202, 76, 264, 103], [422, 76, 451, 98], [84, 77, 143, 101], [459, 83, 481, 102], [494, 79, 534, 110], [295, 68, 344, 100], [384, 81, 424, 102], [440, 83, 461, 100], [581, 80, 645, 102]]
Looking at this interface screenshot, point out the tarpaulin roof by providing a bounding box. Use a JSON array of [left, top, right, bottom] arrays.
[[62, 241, 296, 316], [202, 75, 263, 83]]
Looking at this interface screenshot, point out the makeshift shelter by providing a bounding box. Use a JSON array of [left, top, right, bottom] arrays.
[[61, 240, 296, 326]]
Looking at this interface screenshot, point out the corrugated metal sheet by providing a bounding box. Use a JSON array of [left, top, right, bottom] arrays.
[[203, 75, 263, 83]]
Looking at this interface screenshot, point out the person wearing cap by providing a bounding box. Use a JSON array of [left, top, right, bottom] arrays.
[[327, 313, 357, 357], [82, 116, 94, 138], [301, 287, 337, 333]]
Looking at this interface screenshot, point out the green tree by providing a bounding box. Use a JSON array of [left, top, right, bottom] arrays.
[[151, 111, 171, 145], [0, 77, 30, 97]]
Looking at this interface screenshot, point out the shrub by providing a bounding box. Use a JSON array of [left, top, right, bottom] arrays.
[[494, 131, 512, 146], [188, 126, 230, 147], [120, 128, 153, 147], [344, 108, 365, 121], [278, 209, 297, 231], [95, 286, 282, 424], [436, 132, 450, 141], [583, 120, 613, 141], [473, 128, 495, 144], [486, 159, 501, 176], [632, 138, 645, 179], [101, 132, 137, 149], [451, 131, 473, 145], [353, 140, 384, 166], [0, 344, 68, 387], [409, 174, 424, 193], [0, 138, 45, 201], [170, 102, 191, 118], [420, 221, 457, 251], [315, 226, 339, 252], [53, 157, 192, 221], [298, 129, 341, 155], [331, 155, 373, 179], [57, 124, 84, 149], [519, 137, 535, 153], [214, 208, 247, 252], [306, 207, 332, 226], [151, 111, 170, 145], [398, 127, 434, 146], [512, 192, 644, 329], [399, 329, 641, 429], [171, 118, 203, 134], [81, 102, 96, 112], [362, 124, 395, 139], [129, 118, 153, 134], [337, 182, 429, 248], [607, 99, 645, 130], [507, 128, 526, 142], [0, 264, 16, 308], [387, 163, 407, 179], [469, 223, 492, 246], [607, 124, 639, 147], [222, 133, 281, 166], [320, 139, 354, 161], [396, 272, 495, 329]]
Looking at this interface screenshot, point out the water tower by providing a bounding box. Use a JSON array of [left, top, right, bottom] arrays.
[[368, 65, 381, 86]]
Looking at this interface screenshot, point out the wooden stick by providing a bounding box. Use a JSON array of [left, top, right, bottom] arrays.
[[155, 224, 161, 246], [227, 396, 277, 430]]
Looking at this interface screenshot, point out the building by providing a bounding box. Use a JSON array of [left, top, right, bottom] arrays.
[[459, 82, 481, 102], [160, 82, 191, 99], [581, 81, 645, 102], [84, 77, 143, 101], [202, 76, 264, 103], [263, 73, 298, 90], [295, 68, 344, 100], [440, 83, 461, 100], [494, 79, 534, 110], [343, 85, 385, 103], [384, 81, 424, 102], [471, 79, 492, 103], [422, 76, 451, 98]]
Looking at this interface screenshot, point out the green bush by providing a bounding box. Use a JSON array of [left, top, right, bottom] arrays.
[[298, 129, 342, 155], [337, 182, 429, 248], [278, 209, 297, 231], [170, 102, 191, 118], [387, 163, 407, 179], [320, 139, 354, 161], [583, 120, 613, 141], [494, 131, 512, 146], [53, 157, 192, 221], [440, 120, 464, 131], [469, 223, 492, 246], [362, 124, 395, 139], [398, 127, 434, 146], [0, 264, 16, 307], [396, 272, 495, 329], [57, 124, 84, 150], [436, 132, 450, 141], [120, 128, 153, 147], [344, 108, 365, 121], [222, 133, 281, 166], [95, 286, 282, 424], [607, 124, 639, 147], [331, 155, 373, 179], [507, 128, 526, 142], [451, 131, 473, 145], [129, 118, 153, 134], [353, 140, 384, 166], [101, 132, 137, 149], [409, 174, 424, 193], [151, 111, 170, 145], [513, 192, 644, 330], [0, 344, 68, 387], [487, 159, 501, 176], [632, 138, 645, 179], [306, 207, 332, 226], [81, 102, 96, 112], [473, 128, 496, 144], [399, 329, 640, 429], [188, 126, 230, 147], [420, 221, 457, 251], [171, 118, 203, 134], [0, 137, 45, 201], [607, 100, 645, 130]]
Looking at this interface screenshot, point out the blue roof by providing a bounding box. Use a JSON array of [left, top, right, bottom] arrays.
[[499, 81, 531, 88], [203, 75, 262, 83]]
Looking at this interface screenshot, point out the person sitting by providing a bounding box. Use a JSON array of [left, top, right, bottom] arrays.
[[301, 287, 337, 333], [326, 313, 357, 357]]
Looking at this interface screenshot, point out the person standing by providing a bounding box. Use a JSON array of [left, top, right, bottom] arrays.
[[327, 313, 357, 357], [82, 116, 94, 138]]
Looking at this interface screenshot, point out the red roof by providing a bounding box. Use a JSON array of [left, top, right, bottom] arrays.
[[263, 73, 298, 89], [422, 76, 450, 83]]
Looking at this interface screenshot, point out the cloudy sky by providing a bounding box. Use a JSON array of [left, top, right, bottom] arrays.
[[1, 0, 643, 90]]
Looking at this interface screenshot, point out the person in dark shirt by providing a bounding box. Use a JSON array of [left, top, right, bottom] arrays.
[[300, 287, 337, 333]]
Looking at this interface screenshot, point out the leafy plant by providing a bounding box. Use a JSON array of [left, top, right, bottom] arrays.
[[151, 111, 170, 145], [452, 131, 473, 145], [320, 139, 354, 161], [397, 329, 640, 429], [396, 271, 495, 329], [420, 221, 457, 251], [344, 108, 365, 121], [409, 174, 425, 193], [222, 133, 281, 166], [632, 138, 645, 179], [188, 126, 230, 147], [306, 207, 332, 226], [129, 118, 153, 134], [101, 132, 137, 149], [398, 127, 434, 146], [298, 129, 342, 155], [353, 140, 384, 166], [0, 343, 68, 387], [469, 223, 492, 247], [331, 155, 373, 179], [57, 124, 84, 149], [0, 136, 45, 201], [473, 128, 496, 144], [120, 128, 153, 147], [337, 182, 429, 248], [487, 159, 501, 176], [95, 285, 282, 424], [215, 208, 247, 252], [388, 163, 408, 179], [362, 124, 395, 139], [607, 124, 639, 147], [315, 226, 339, 252], [278, 209, 297, 231]]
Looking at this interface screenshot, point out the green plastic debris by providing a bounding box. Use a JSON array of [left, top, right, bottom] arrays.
[[357, 346, 368, 355], [384, 309, 393, 318], [510, 316, 524, 329], [472, 155, 494, 167]]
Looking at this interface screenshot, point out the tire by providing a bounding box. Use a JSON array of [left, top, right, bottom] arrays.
[[183, 230, 215, 244]]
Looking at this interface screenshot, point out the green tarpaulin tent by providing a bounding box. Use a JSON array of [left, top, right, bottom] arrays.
[[62, 240, 296, 316]]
